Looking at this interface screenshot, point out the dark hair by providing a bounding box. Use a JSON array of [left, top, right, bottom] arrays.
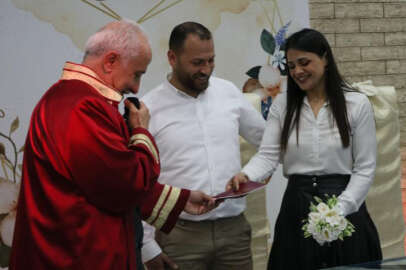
[[169, 22, 212, 52], [280, 28, 351, 152]]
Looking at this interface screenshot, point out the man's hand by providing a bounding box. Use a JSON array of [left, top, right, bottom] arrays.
[[226, 172, 249, 192], [184, 191, 217, 215], [124, 99, 150, 130], [145, 252, 178, 270]]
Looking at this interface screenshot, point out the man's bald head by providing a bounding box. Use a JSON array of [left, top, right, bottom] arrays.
[[83, 19, 151, 63]]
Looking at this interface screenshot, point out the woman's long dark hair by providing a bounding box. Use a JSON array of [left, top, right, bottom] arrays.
[[280, 28, 351, 152]]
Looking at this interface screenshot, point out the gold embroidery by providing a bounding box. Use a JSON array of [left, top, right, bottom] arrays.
[[61, 62, 122, 102], [129, 134, 159, 164], [153, 187, 181, 230], [146, 184, 170, 224]]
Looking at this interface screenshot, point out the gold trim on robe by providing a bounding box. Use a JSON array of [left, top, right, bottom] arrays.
[[61, 62, 123, 102], [146, 185, 182, 230], [129, 133, 159, 164]]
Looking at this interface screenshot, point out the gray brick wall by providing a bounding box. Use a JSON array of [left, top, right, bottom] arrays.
[[309, 0, 406, 165]]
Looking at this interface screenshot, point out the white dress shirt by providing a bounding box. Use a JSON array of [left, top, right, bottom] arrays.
[[242, 90, 377, 217], [140, 75, 265, 261], [141, 221, 161, 262]]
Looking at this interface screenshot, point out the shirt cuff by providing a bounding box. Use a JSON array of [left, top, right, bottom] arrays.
[[241, 167, 263, 182], [337, 196, 357, 217], [141, 240, 162, 263]]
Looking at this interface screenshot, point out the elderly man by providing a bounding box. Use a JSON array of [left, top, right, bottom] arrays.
[[141, 22, 265, 270], [9, 20, 215, 270]]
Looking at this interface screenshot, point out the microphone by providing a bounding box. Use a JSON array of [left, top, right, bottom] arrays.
[[123, 97, 140, 132]]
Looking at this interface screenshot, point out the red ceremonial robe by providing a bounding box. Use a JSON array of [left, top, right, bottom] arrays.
[[9, 62, 189, 270]]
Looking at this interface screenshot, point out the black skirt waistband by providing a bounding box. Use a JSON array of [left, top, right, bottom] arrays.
[[288, 174, 350, 189]]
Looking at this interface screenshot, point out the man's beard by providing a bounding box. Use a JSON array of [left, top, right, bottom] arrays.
[[177, 70, 211, 95]]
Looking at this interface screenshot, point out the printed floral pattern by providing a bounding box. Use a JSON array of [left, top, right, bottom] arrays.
[[0, 109, 23, 267]]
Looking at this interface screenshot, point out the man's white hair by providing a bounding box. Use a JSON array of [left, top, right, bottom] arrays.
[[84, 19, 150, 60]]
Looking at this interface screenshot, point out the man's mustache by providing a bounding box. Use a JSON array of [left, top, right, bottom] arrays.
[[193, 73, 210, 80]]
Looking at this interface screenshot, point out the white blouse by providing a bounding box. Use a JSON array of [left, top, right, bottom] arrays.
[[242, 90, 377, 216]]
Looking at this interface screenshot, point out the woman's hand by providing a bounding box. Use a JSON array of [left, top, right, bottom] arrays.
[[226, 172, 249, 192]]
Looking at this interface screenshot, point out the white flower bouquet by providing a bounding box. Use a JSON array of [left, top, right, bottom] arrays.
[[302, 195, 355, 246]]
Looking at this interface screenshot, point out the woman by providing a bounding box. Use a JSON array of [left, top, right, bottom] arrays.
[[228, 29, 382, 269]]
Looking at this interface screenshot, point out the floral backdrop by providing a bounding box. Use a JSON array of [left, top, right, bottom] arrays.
[[0, 111, 21, 267]]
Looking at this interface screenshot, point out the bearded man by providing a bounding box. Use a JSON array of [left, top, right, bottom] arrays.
[[141, 22, 265, 270]]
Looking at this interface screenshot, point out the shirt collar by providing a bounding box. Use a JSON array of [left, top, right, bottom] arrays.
[[60, 62, 123, 102], [303, 95, 329, 107], [164, 73, 207, 99]]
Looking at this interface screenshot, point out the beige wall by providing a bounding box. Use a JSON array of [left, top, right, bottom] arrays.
[[309, 0, 406, 185]]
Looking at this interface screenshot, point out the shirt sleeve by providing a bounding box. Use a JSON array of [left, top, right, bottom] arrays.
[[65, 97, 190, 221], [241, 94, 283, 182], [141, 221, 162, 263], [238, 91, 266, 147], [337, 95, 377, 216]]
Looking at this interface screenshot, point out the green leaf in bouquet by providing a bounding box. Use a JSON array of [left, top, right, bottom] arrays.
[[329, 195, 338, 206], [309, 201, 317, 212], [327, 199, 334, 208], [314, 196, 322, 204], [9, 117, 19, 135], [260, 29, 276, 55]]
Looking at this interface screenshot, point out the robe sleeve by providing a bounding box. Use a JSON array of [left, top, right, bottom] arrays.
[[64, 97, 189, 228]]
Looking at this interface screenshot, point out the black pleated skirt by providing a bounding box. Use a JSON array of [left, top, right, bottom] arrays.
[[267, 174, 382, 270]]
